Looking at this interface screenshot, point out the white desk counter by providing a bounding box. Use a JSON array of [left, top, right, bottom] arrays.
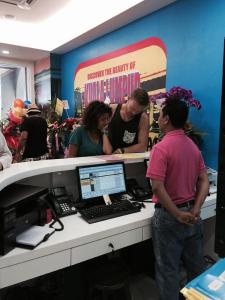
[[0, 153, 216, 289], [0, 157, 105, 192], [0, 194, 216, 289], [0, 203, 154, 288], [0, 153, 149, 192]]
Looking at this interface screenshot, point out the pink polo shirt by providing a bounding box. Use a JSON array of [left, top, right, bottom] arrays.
[[146, 129, 206, 204]]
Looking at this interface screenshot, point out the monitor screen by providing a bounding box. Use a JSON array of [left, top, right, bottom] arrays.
[[77, 162, 126, 201]]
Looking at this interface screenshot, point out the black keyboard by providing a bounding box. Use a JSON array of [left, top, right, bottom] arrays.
[[78, 200, 141, 224]]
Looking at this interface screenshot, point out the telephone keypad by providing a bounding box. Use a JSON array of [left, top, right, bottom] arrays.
[[49, 187, 77, 217]]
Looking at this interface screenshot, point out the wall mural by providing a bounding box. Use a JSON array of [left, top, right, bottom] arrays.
[[34, 56, 51, 106], [74, 37, 167, 142]]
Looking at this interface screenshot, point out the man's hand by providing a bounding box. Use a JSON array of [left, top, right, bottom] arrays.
[[113, 148, 123, 154], [190, 206, 201, 223], [175, 210, 196, 225], [13, 153, 22, 163]]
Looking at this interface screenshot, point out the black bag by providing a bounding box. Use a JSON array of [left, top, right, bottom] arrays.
[[4, 286, 49, 300]]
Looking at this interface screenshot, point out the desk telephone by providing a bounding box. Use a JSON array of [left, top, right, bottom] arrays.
[[126, 178, 152, 201], [47, 187, 76, 218]]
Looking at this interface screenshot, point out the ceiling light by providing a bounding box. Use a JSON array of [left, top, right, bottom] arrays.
[[2, 50, 10, 55], [3, 14, 16, 20]]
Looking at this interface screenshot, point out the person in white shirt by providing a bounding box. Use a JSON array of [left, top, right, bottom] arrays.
[[0, 131, 12, 171]]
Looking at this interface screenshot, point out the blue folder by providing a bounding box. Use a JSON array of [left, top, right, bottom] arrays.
[[184, 258, 225, 300]]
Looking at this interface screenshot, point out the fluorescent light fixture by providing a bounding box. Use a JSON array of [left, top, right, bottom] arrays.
[[2, 50, 10, 55], [0, 0, 144, 51]]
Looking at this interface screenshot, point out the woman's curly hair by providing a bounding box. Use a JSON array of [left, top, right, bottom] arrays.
[[82, 100, 112, 131]]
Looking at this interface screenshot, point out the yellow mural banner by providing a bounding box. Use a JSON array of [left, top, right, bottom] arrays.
[[74, 37, 167, 114]]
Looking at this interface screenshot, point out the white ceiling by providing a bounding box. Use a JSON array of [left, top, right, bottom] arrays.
[[0, 0, 71, 22], [0, 0, 177, 61], [54, 0, 177, 55], [0, 43, 49, 61]]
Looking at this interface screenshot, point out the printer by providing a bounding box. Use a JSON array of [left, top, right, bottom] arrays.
[[0, 184, 48, 255]]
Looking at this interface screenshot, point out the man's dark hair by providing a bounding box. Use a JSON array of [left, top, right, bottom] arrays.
[[82, 100, 112, 131], [131, 88, 149, 107], [162, 96, 189, 128]]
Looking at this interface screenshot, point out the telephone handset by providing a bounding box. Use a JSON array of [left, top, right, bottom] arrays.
[[47, 187, 77, 218], [126, 178, 152, 201]]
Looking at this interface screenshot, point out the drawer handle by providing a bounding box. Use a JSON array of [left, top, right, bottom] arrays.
[[108, 242, 115, 253]]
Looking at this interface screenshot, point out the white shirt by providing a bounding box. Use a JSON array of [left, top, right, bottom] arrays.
[[0, 131, 12, 170]]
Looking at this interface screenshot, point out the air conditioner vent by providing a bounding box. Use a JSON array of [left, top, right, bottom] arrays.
[[26, 0, 36, 5]]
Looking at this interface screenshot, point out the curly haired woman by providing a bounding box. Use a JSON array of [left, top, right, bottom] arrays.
[[68, 101, 112, 157]]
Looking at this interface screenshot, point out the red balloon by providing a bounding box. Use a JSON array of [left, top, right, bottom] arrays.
[[9, 111, 23, 125], [13, 98, 24, 108]]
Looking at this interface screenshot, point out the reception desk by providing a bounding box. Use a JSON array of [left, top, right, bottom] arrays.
[[0, 153, 216, 289]]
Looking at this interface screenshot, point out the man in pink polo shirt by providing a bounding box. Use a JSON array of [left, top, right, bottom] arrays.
[[146, 96, 209, 300]]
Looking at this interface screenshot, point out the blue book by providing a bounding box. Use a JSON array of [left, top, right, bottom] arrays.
[[184, 258, 225, 299]]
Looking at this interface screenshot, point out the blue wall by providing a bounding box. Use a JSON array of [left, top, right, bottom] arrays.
[[61, 0, 225, 169]]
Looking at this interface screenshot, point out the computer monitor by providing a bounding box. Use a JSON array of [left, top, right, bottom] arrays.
[[76, 162, 126, 202], [144, 158, 149, 169], [144, 158, 152, 192]]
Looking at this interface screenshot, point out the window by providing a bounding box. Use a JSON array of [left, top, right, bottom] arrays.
[[0, 59, 34, 120]]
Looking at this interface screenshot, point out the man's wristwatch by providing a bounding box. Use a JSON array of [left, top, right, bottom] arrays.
[[102, 128, 108, 135]]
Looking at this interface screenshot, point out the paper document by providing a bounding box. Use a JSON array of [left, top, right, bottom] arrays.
[[103, 194, 112, 205], [209, 186, 217, 194], [99, 153, 148, 161], [114, 153, 147, 159]]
